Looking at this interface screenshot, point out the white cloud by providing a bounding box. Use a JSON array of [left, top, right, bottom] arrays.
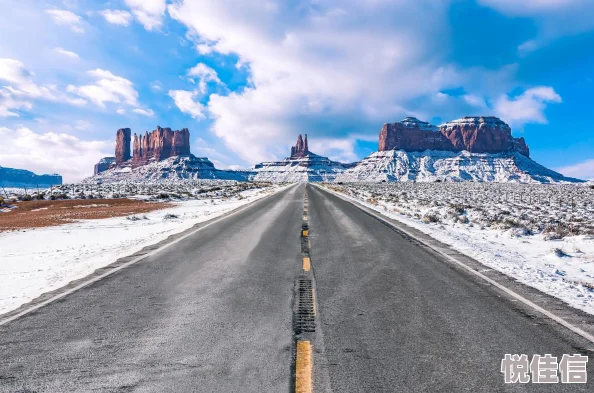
[[197, 44, 215, 55], [0, 58, 34, 86], [187, 63, 223, 93], [74, 120, 91, 130], [308, 137, 358, 163], [67, 69, 139, 108], [556, 159, 594, 180], [45, 9, 84, 33], [101, 9, 133, 26], [132, 108, 154, 116], [463, 94, 487, 108], [150, 80, 162, 91], [54, 47, 79, 59], [494, 86, 561, 126], [124, 0, 167, 31], [0, 58, 85, 116], [0, 89, 32, 117], [0, 126, 112, 182], [169, 89, 206, 119], [168, 0, 484, 163], [116, 108, 126, 115]]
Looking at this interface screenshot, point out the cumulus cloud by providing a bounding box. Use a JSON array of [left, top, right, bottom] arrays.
[[132, 108, 154, 116], [494, 86, 562, 126], [54, 47, 79, 59], [67, 69, 139, 108], [0, 58, 85, 117], [101, 9, 133, 26], [45, 9, 84, 33], [169, 89, 206, 119], [168, 0, 472, 163], [124, 0, 167, 31], [187, 63, 222, 93], [556, 159, 594, 180], [169, 63, 224, 120], [0, 126, 112, 182]]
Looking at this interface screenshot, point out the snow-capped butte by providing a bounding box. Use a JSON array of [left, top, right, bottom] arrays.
[[250, 134, 354, 182], [86, 155, 249, 183], [335, 150, 580, 183], [86, 117, 584, 184]]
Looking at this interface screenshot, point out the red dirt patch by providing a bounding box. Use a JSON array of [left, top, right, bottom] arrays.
[[0, 198, 173, 231]]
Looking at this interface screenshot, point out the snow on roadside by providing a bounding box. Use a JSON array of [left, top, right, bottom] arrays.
[[0, 185, 287, 315], [321, 184, 594, 316]]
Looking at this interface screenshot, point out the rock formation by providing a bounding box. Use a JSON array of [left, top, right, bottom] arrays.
[[378, 117, 448, 152], [115, 128, 131, 164], [440, 117, 529, 157], [93, 126, 193, 175], [132, 126, 191, 166], [94, 157, 115, 175], [290, 134, 309, 158], [379, 116, 530, 157]]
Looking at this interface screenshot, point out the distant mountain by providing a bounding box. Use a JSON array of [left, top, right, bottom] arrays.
[[85, 155, 250, 183], [87, 119, 583, 184], [250, 134, 354, 182], [0, 166, 62, 188], [339, 116, 582, 183], [334, 150, 581, 183]]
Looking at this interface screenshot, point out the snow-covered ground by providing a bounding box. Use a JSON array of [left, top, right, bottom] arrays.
[[322, 182, 594, 315], [0, 184, 286, 315], [334, 150, 581, 183]]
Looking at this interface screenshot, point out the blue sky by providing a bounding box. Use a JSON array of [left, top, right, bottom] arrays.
[[0, 0, 593, 181]]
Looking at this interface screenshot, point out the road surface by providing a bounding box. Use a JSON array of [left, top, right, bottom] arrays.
[[0, 184, 592, 392]]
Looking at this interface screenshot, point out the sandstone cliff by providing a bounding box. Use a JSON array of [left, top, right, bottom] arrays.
[[132, 126, 191, 166], [115, 128, 131, 164], [378, 116, 530, 157], [290, 134, 309, 158]]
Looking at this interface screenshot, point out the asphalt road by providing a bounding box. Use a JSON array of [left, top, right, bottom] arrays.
[[0, 183, 593, 392]]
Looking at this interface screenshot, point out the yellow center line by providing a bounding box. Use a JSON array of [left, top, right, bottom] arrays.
[[303, 256, 311, 271], [295, 340, 313, 393]]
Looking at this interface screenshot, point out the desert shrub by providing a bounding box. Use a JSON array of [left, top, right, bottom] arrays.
[[450, 204, 466, 215], [157, 193, 170, 199], [164, 213, 178, 219], [0, 196, 4, 205], [543, 231, 563, 241], [510, 227, 533, 237], [551, 248, 569, 257], [21, 194, 33, 201], [422, 213, 440, 224], [36, 193, 44, 200]]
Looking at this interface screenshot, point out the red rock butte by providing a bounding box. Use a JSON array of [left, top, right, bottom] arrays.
[[112, 126, 192, 168], [290, 134, 309, 158], [378, 116, 530, 157]]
